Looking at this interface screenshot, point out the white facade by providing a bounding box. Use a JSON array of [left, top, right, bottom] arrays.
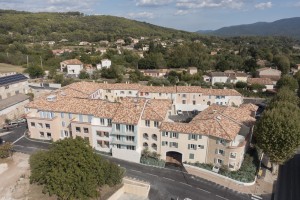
[[211, 76, 229, 85], [67, 65, 83, 77], [97, 59, 112, 70]]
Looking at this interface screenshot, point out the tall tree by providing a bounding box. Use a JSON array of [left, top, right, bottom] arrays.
[[276, 75, 299, 91], [30, 137, 124, 200], [255, 103, 300, 173], [273, 55, 290, 74]]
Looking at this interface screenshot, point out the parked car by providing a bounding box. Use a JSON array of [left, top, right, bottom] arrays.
[[3, 122, 19, 130], [177, 110, 183, 115], [16, 118, 26, 124]]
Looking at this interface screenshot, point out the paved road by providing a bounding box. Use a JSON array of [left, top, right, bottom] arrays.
[[275, 153, 300, 200], [2, 126, 257, 200]]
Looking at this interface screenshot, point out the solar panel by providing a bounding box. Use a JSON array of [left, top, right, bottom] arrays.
[[0, 74, 28, 86]]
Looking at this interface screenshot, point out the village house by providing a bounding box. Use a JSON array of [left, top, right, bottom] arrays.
[[140, 69, 168, 78], [210, 72, 229, 85], [188, 67, 198, 75], [60, 59, 83, 78], [96, 59, 112, 70], [247, 78, 274, 91], [256, 67, 281, 83]]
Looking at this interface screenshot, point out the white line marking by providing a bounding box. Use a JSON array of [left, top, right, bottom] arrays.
[[178, 182, 191, 187], [216, 195, 229, 200], [129, 169, 142, 173], [197, 187, 211, 193], [162, 177, 175, 181], [145, 172, 158, 177], [252, 194, 262, 199], [12, 135, 24, 144]]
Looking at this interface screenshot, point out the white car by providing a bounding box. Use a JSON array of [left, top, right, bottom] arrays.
[[177, 110, 183, 115]]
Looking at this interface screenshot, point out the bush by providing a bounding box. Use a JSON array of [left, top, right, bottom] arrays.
[[0, 142, 13, 158], [140, 156, 165, 167]]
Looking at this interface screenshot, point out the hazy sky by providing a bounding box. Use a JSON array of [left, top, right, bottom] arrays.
[[0, 0, 300, 31]]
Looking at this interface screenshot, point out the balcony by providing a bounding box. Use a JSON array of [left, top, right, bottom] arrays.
[[110, 131, 135, 136], [111, 138, 136, 145]]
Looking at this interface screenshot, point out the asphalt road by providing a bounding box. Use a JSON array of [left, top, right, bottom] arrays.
[[2, 126, 257, 200], [275, 153, 300, 200]]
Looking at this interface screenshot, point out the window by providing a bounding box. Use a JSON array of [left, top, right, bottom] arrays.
[[45, 124, 50, 129], [229, 163, 235, 169], [163, 132, 169, 137], [64, 131, 68, 137], [15, 90, 19, 94], [198, 145, 204, 149], [151, 143, 157, 150], [38, 123, 43, 128], [47, 132, 52, 139], [193, 100, 196, 105], [143, 142, 148, 148], [182, 100, 186, 104], [117, 135, 121, 140], [83, 128, 89, 133], [154, 121, 159, 128], [127, 146, 135, 150], [76, 127, 81, 133], [159, 93, 162, 96], [169, 142, 178, 148], [116, 144, 121, 149], [5, 85, 9, 89], [217, 159, 223, 164], [116, 124, 120, 131], [96, 131, 102, 137], [88, 115, 92, 123], [182, 94, 186, 98], [61, 113, 64, 118], [189, 153, 194, 159], [108, 119, 112, 126], [145, 92, 149, 96], [143, 133, 149, 140], [145, 120, 150, 127], [40, 132, 45, 138], [31, 122, 35, 127], [107, 89, 111, 93], [128, 91, 132, 95], [126, 136, 134, 142], [103, 132, 109, 137], [79, 115, 83, 122], [189, 134, 198, 140], [188, 144, 197, 150], [230, 152, 237, 159], [152, 134, 157, 141], [100, 118, 105, 125], [68, 113, 72, 119], [120, 91, 125, 94], [62, 121, 65, 127], [170, 132, 178, 139], [217, 149, 225, 155], [126, 125, 134, 132], [162, 141, 168, 146], [217, 139, 226, 145]]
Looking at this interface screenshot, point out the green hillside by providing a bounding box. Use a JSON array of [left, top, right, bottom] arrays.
[[0, 10, 199, 44]]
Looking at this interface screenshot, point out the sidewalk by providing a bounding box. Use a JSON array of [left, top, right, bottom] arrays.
[[185, 165, 276, 195]]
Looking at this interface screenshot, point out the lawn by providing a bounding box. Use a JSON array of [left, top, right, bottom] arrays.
[[0, 63, 25, 73]]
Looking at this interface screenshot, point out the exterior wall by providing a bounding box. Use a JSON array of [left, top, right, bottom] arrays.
[[0, 81, 28, 100], [91, 117, 112, 152], [139, 92, 174, 100], [101, 60, 112, 68], [0, 99, 29, 125], [265, 84, 274, 90], [67, 64, 83, 76], [212, 76, 229, 85], [71, 114, 93, 144], [26, 110, 60, 141], [111, 123, 138, 151], [138, 120, 161, 153], [235, 77, 248, 83]]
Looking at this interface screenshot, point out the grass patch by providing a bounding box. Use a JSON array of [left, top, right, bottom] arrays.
[[140, 156, 165, 167], [0, 63, 25, 73]]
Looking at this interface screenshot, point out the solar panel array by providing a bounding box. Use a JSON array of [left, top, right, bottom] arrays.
[[0, 74, 28, 86]]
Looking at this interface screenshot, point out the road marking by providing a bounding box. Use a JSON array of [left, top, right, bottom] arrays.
[[12, 135, 24, 144], [251, 194, 262, 200], [145, 172, 158, 177], [216, 195, 229, 200], [196, 187, 211, 193], [128, 169, 142, 173], [178, 181, 192, 187], [162, 177, 175, 181]]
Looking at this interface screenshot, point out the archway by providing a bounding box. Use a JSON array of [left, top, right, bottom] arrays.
[[166, 151, 182, 165]]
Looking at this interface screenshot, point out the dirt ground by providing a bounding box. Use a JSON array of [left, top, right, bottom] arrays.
[[0, 63, 25, 73], [0, 152, 123, 200]]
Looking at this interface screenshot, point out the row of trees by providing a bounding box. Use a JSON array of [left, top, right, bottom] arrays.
[[255, 73, 300, 173]]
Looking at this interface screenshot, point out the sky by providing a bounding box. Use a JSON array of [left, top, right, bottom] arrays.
[[0, 0, 300, 31]]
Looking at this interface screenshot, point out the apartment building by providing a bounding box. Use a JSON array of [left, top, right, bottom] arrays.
[[25, 82, 254, 170]]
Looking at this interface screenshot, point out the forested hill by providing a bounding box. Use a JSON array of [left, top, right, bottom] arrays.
[[0, 10, 198, 44], [197, 17, 300, 39]]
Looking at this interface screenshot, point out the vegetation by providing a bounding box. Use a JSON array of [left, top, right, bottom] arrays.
[[0, 142, 13, 158], [255, 85, 300, 173], [30, 137, 124, 199], [140, 148, 165, 167]]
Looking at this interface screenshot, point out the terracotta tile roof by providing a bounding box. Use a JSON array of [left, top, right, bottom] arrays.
[[65, 81, 101, 95], [103, 83, 140, 90], [142, 99, 172, 121], [61, 59, 82, 65], [26, 94, 118, 119], [248, 78, 273, 85], [176, 86, 203, 93], [258, 75, 281, 81], [112, 98, 147, 125], [210, 72, 227, 77], [139, 85, 176, 93], [201, 88, 241, 96], [161, 104, 256, 140]]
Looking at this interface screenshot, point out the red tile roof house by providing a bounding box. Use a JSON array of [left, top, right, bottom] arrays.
[[60, 59, 83, 78], [247, 78, 274, 91]]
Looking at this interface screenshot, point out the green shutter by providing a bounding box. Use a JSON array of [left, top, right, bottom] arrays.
[[188, 144, 190, 149], [188, 134, 191, 140], [176, 133, 179, 139], [162, 132, 165, 137]]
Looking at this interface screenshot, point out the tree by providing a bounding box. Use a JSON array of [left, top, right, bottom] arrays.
[[255, 103, 300, 173], [30, 137, 124, 200], [26, 65, 45, 78], [276, 75, 299, 91], [78, 70, 90, 79], [0, 142, 13, 158], [270, 87, 299, 106], [235, 81, 247, 89], [273, 55, 290, 74]]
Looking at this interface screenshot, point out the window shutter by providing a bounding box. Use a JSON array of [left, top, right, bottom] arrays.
[[215, 149, 218, 154], [162, 132, 165, 137], [195, 135, 198, 141], [176, 143, 178, 148], [188, 144, 190, 149], [188, 134, 191, 140], [162, 141, 164, 146], [60, 130, 64, 138], [176, 133, 179, 139]]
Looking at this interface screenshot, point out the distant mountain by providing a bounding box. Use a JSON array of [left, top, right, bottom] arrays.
[[197, 17, 300, 39], [196, 30, 214, 34]]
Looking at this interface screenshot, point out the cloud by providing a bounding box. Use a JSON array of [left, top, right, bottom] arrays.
[[176, 0, 245, 9], [174, 9, 191, 15], [0, 0, 99, 13], [127, 12, 155, 19], [254, 2, 272, 9], [136, 0, 173, 7]]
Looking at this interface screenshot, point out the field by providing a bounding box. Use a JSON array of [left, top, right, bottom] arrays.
[[0, 63, 25, 73]]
